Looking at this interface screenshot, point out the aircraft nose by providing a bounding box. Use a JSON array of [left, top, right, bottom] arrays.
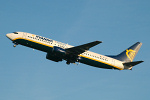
[[6, 33, 12, 40]]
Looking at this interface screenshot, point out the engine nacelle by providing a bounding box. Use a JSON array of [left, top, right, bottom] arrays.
[[46, 53, 63, 62], [53, 46, 66, 56], [46, 46, 66, 62]]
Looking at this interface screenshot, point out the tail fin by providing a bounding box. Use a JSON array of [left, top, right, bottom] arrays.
[[110, 42, 142, 62]]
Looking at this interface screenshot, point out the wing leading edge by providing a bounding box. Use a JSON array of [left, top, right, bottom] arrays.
[[65, 41, 102, 56]]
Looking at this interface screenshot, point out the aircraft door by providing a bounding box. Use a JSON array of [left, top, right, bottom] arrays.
[[22, 32, 27, 39], [112, 59, 115, 66]]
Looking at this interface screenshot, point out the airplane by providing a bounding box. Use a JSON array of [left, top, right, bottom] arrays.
[[6, 32, 144, 70]]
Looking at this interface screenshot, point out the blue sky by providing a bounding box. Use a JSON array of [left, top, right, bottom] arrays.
[[0, 0, 150, 100]]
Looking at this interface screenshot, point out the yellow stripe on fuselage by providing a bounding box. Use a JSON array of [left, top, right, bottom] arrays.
[[13, 37, 53, 48], [80, 55, 123, 70], [13, 37, 123, 70]]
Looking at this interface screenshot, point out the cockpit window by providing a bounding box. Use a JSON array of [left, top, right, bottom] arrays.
[[13, 32, 18, 34]]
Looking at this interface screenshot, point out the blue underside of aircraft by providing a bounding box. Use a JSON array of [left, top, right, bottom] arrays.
[[14, 39, 118, 70]]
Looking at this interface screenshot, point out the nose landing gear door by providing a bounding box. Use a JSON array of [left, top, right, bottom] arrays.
[[22, 32, 27, 39]]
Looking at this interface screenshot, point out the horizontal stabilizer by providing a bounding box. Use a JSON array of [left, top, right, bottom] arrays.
[[123, 61, 144, 67]]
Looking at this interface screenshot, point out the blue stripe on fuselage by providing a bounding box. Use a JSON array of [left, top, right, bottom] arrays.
[[13, 38, 53, 52], [13, 38, 121, 70], [79, 56, 118, 69]]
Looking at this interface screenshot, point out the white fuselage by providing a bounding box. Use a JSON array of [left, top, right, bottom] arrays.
[[6, 32, 125, 70]]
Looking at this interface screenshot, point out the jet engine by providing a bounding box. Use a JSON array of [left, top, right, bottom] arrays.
[[52, 46, 66, 56], [46, 53, 63, 62], [46, 46, 66, 62]]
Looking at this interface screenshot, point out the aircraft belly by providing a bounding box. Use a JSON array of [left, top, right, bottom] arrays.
[[14, 39, 53, 52], [79, 57, 119, 70]]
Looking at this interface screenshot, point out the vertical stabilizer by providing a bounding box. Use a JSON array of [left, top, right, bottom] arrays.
[[111, 42, 142, 62]]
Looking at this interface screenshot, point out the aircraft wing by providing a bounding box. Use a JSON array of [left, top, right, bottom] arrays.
[[65, 41, 102, 56]]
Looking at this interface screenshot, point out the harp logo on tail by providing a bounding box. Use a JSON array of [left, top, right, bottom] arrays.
[[126, 49, 136, 62]]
